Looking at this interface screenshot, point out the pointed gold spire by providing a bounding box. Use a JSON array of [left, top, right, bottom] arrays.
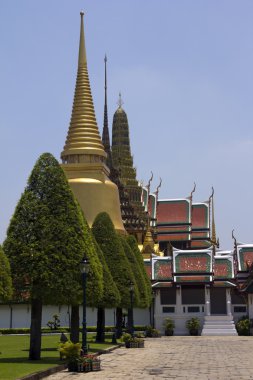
[[61, 12, 106, 162], [142, 225, 155, 257], [61, 12, 125, 234]]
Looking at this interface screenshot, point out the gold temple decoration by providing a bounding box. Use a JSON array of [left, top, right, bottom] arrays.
[[141, 225, 156, 259], [61, 12, 125, 233], [61, 12, 106, 162]]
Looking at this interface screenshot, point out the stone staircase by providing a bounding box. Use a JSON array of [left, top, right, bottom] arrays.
[[201, 315, 238, 336]]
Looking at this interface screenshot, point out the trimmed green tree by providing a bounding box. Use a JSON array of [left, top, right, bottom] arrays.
[[0, 245, 12, 301], [3, 153, 103, 360], [126, 235, 152, 307], [92, 237, 120, 342], [92, 212, 137, 337]]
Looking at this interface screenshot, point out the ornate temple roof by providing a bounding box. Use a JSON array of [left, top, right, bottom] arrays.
[[236, 244, 253, 272]]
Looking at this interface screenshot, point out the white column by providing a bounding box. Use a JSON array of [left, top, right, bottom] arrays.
[[205, 285, 210, 316], [226, 288, 232, 316], [175, 285, 181, 315], [248, 294, 253, 319]]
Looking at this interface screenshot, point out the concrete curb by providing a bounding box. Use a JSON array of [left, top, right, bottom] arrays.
[[17, 364, 67, 380], [18, 343, 123, 380]]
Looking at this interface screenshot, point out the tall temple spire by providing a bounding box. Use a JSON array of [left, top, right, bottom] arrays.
[[102, 55, 112, 167], [61, 12, 106, 163], [61, 12, 125, 233]]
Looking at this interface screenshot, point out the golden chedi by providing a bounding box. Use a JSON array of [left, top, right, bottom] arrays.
[[61, 12, 125, 232]]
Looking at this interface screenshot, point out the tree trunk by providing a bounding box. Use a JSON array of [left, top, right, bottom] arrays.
[[96, 307, 105, 342], [70, 304, 79, 343], [29, 298, 42, 360], [116, 307, 122, 338]]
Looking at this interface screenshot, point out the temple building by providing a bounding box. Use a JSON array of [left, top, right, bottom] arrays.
[[136, 185, 253, 335], [90, 23, 253, 333], [2, 12, 253, 335]]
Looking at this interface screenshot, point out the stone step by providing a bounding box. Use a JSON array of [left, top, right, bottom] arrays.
[[203, 324, 236, 329], [201, 315, 238, 336], [202, 330, 238, 336], [204, 315, 233, 321]]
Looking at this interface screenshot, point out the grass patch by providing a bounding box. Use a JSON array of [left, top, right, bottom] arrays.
[[0, 333, 117, 380]]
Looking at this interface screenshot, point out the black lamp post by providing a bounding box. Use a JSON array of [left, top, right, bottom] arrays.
[[80, 255, 90, 355], [129, 281, 134, 336]]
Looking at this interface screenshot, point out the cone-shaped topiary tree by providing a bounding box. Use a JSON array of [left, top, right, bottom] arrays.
[[126, 235, 152, 307], [0, 245, 12, 301], [92, 236, 121, 342], [92, 212, 136, 337], [3, 153, 103, 360]]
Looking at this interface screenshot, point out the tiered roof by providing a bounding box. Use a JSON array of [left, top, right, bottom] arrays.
[[144, 247, 235, 287]]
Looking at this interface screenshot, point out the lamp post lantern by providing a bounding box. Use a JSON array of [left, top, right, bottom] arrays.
[[80, 255, 90, 354], [129, 281, 134, 336]]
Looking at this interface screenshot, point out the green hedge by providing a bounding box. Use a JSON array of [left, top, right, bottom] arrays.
[[0, 325, 146, 335]]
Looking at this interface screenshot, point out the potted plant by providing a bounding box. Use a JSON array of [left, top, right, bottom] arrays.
[[163, 318, 175, 336], [122, 332, 132, 348], [236, 317, 250, 336], [122, 333, 144, 348], [58, 341, 82, 372], [186, 317, 200, 336], [144, 325, 160, 338]]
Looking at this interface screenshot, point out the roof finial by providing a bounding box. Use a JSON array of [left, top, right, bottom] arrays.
[[190, 182, 196, 201], [232, 229, 237, 249], [78, 11, 87, 67], [117, 92, 124, 108], [211, 188, 216, 244], [155, 177, 162, 198]]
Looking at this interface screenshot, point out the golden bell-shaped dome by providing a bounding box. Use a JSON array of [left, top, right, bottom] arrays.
[[61, 12, 125, 233]]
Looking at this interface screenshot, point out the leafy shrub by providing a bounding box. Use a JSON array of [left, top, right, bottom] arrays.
[[163, 318, 175, 333], [47, 314, 60, 330], [236, 317, 250, 336], [186, 318, 200, 332], [122, 333, 132, 343], [145, 325, 160, 337], [58, 341, 81, 361]]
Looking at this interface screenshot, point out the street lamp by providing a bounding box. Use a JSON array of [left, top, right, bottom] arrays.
[[80, 255, 90, 355], [129, 281, 134, 336]]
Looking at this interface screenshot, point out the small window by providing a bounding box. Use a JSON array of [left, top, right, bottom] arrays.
[[234, 306, 247, 313], [160, 288, 176, 305], [188, 306, 200, 313], [163, 306, 175, 313]]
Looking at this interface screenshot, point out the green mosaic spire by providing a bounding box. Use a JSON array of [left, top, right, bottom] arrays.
[[111, 95, 141, 203], [111, 95, 147, 241]]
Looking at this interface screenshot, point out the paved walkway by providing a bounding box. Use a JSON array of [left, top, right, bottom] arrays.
[[45, 336, 253, 379]]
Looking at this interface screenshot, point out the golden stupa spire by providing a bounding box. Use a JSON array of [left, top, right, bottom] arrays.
[[61, 11, 106, 162], [141, 224, 155, 259]]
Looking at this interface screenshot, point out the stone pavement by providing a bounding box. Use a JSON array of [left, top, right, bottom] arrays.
[[45, 336, 253, 380]]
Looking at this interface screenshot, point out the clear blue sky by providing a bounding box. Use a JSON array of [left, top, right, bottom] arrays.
[[0, 1, 253, 248]]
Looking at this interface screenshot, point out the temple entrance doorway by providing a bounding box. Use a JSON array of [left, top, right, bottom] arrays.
[[210, 287, 227, 315]]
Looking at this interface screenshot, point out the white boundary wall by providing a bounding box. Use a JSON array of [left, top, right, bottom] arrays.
[[0, 304, 150, 329]]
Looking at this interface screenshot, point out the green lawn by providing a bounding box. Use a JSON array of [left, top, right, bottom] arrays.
[[0, 333, 117, 380]]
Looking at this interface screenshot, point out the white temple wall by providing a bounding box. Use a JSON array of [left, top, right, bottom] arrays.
[[0, 304, 150, 329], [154, 288, 205, 335]]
